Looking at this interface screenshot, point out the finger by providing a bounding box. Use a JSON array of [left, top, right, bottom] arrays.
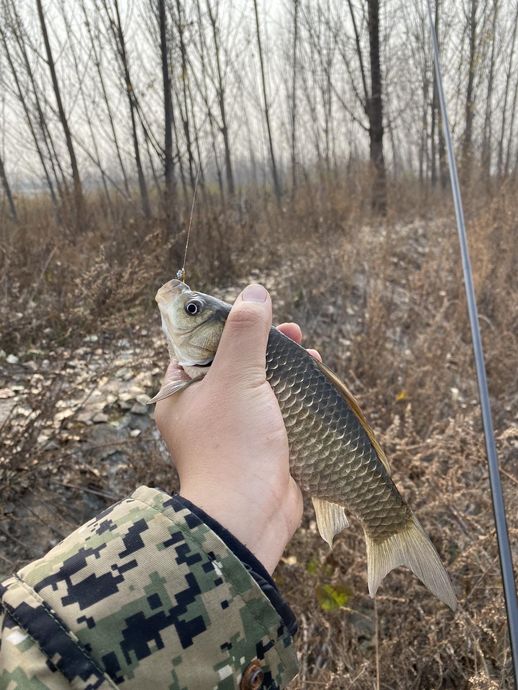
[[277, 323, 321, 360], [306, 348, 322, 362], [210, 284, 272, 385], [276, 322, 302, 344]]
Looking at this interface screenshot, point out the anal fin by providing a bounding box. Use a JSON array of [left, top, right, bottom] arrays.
[[312, 497, 349, 548]]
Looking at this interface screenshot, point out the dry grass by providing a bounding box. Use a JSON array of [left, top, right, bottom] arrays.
[[1, 174, 517, 688]]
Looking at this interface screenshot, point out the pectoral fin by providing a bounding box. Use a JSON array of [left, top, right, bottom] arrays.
[[312, 497, 349, 548], [147, 376, 201, 404]]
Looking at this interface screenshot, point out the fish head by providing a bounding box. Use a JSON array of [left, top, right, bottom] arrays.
[[155, 279, 230, 367]]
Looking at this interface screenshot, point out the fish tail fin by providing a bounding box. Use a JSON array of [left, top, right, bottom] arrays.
[[365, 516, 457, 611]]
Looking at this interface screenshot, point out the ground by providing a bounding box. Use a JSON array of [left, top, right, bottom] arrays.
[[1, 212, 517, 688]]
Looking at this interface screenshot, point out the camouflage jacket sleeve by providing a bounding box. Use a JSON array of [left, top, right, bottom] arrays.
[[0, 486, 299, 689]]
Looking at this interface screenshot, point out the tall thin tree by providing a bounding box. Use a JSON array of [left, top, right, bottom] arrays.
[[289, 0, 299, 193], [158, 0, 176, 236], [104, 0, 151, 218], [36, 0, 84, 229], [0, 152, 17, 222], [206, 1, 235, 197], [461, 0, 478, 182], [367, 0, 386, 213], [253, 0, 282, 203]]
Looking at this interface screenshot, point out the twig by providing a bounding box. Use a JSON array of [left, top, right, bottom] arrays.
[[501, 468, 518, 487], [48, 479, 118, 501], [25, 244, 57, 305]]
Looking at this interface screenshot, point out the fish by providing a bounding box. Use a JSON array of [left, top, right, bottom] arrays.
[[150, 278, 457, 610]]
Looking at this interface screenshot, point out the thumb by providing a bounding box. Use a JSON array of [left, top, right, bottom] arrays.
[[209, 284, 271, 386]]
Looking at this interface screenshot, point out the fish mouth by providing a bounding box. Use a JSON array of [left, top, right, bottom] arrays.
[[155, 278, 190, 304]]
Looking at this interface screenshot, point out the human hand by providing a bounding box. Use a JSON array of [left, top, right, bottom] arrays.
[[154, 284, 320, 574]]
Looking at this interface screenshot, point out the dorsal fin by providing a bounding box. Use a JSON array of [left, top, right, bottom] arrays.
[[316, 360, 391, 474]]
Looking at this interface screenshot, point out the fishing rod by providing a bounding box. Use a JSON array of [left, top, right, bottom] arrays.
[[425, 0, 518, 685]]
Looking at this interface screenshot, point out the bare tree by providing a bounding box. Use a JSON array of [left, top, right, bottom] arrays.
[[173, 0, 197, 191], [61, 0, 113, 216], [0, 16, 60, 214], [430, 0, 447, 188], [5, 0, 68, 202], [331, 0, 386, 211], [193, 0, 225, 202], [102, 0, 151, 218], [0, 152, 17, 222], [158, 0, 176, 236], [460, 0, 479, 182], [480, 0, 498, 181], [82, 1, 131, 198], [497, 2, 518, 177], [206, 1, 235, 197], [367, 0, 386, 213], [289, 0, 299, 192], [504, 11, 518, 177], [36, 0, 84, 228], [253, 0, 282, 203]]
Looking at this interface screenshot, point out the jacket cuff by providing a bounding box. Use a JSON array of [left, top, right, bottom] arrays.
[[175, 493, 298, 638]]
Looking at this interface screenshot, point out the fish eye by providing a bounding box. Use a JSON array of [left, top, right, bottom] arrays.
[[185, 300, 202, 316]]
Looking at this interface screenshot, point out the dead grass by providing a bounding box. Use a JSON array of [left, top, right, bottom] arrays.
[[1, 173, 517, 688]]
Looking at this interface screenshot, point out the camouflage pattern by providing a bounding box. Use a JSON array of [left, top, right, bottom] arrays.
[[0, 486, 298, 689]]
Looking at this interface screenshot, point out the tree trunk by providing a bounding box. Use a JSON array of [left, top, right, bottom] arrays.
[[430, 0, 439, 186], [84, 0, 131, 198], [107, 0, 151, 218], [290, 0, 299, 193], [497, 3, 518, 177], [367, 0, 386, 214], [0, 18, 60, 215], [505, 52, 518, 176], [174, 0, 197, 192], [36, 0, 84, 230], [461, 0, 478, 183], [0, 153, 17, 222], [481, 0, 498, 182], [206, 1, 235, 197], [158, 0, 176, 237], [61, 0, 112, 216], [194, 1, 225, 204], [7, 0, 66, 205], [253, 0, 282, 204]]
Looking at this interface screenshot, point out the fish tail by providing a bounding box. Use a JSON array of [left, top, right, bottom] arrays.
[[365, 516, 457, 610]]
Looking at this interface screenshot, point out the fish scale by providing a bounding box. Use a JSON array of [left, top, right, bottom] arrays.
[[152, 278, 457, 609], [265, 326, 410, 542]]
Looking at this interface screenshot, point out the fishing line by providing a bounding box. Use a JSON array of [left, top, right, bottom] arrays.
[[177, 168, 200, 283], [425, 0, 518, 684]]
